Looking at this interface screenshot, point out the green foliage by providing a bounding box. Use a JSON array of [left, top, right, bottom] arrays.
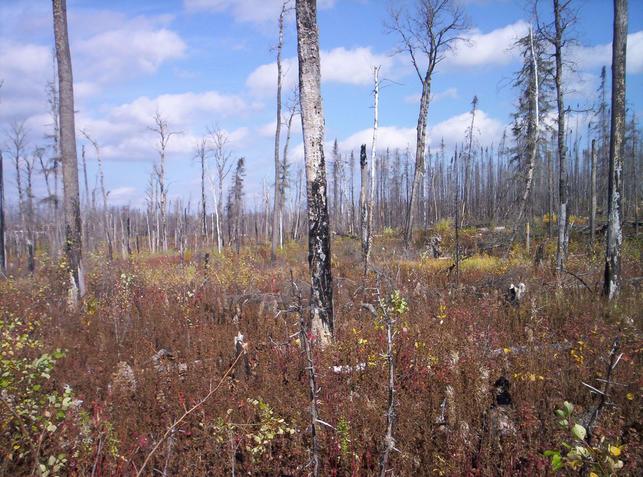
[[336, 416, 351, 457], [388, 290, 408, 316], [0, 315, 78, 476], [209, 398, 296, 461], [545, 401, 624, 476]]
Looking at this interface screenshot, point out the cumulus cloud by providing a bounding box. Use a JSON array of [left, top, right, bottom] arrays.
[[76, 91, 252, 161], [184, 0, 336, 24], [247, 46, 395, 95], [569, 31, 643, 74], [446, 20, 529, 68], [75, 26, 186, 84], [0, 41, 51, 121], [335, 110, 504, 155]]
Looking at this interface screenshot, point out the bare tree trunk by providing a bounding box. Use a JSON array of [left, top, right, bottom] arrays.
[[296, 0, 333, 343], [590, 139, 597, 248], [0, 151, 5, 275], [360, 145, 368, 273], [201, 149, 207, 238], [604, 0, 627, 300], [547, 148, 553, 238], [405, 79, 431, 244], [553, 0, 569, 273], [82, 131, 112, 260], [454, 148, 460, 287], [271, 3, 287, 261], [462, 96, 478, 226], [53, 0, 84, 306], [364, 66, 380, 276]]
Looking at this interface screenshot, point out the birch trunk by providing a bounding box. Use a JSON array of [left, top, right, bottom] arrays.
[[296, 0, 333, 343]]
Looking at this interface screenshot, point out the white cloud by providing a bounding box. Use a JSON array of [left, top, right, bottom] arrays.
[[569, 31, 643, 74], [76, 91, 252, 161], [335, 110, 504, 155], [109, 91, 251, 126], [404, 87, 459, 104], [339, 126, 416, 153], [247, 46, 395, 95], [446, 20, 529, 68], [0, 41, 51, 121], [184, 0, 336, 24], [75, 25, 186, 84]]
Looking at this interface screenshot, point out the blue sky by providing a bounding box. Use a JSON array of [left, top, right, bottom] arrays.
[[1, 0, 642, 209]]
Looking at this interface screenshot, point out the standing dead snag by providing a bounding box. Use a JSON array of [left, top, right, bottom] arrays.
[[360, 145, 369, 275], [364, 66, 380, 277], [0, 151, 5, 275], [149, 112, 179, 252], [53, 0, 85, 306], [388, 0, 468, 245], [603, 0, 627, 300], [545, 0, 574, 273], [272, 1, 291, 261], [296, 0, 334, 343]]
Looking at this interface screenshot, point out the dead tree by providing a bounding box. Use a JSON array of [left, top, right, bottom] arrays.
[[272, 1, 291, 261], [388, 0, 468, 244], [149, 112, 178, 252], [81, 130, 112, 260], [194, 137, 208, 237], [545, 0, 574, 272], [53, 0, 85, 306], [0, 151, 5, 275], [296, 0, 334, 343], [8, 121, 27, 230], [364, 66, 380, 276], [590, 138, 597, 248], [360, 145, 368, 273], [603, 0, 627, 299], [280, 91, 298, 247], [209, 126, 233, 252], [462, 96, 478, 225]]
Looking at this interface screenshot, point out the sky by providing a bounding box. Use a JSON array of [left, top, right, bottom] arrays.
[[1, 0, 642, 209]]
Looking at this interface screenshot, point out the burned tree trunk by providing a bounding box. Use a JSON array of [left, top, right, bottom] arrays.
[[365, 66, 380, 277], [53, 0, 85, 306], [590, 139, 597, 248], [360, 145, 368, 274], [296, 0, 334, 342], [603, 0, 627, 299]]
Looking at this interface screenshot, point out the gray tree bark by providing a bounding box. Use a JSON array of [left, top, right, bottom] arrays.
[[553, 0, 570, 273], [590, 139, 597, 248], [604, 0, 627, 299], [0, 151, 5, 274], [271, 2, 288, 261], [296, 0, 334, 344], [53, 0, 85, 306]]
